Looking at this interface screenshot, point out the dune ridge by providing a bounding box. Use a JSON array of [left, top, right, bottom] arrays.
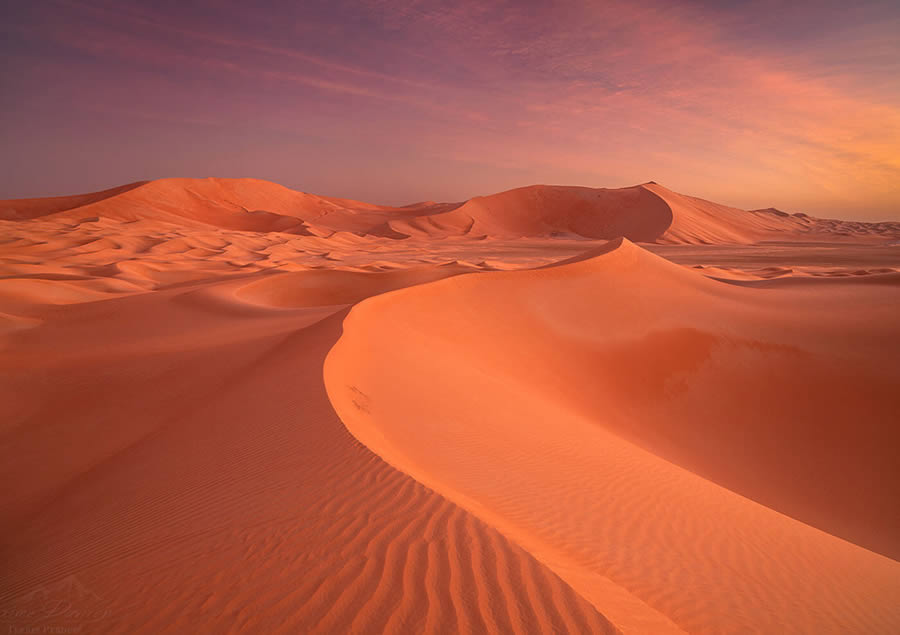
[[0, 267, 618, 634], [0, 178, 460, 236], [3, 177, 898, 244], [325, 238, 900, 633]]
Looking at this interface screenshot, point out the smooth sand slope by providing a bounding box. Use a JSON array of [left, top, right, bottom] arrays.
[[326, 238, 900, 633], [0, 178, 457, 236], [0, 267, 616, 634], [2, 179, 899, 633]]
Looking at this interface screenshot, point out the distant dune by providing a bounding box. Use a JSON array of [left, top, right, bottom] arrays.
[[3, 177, 898, 243], [2, 178, 899, 633]]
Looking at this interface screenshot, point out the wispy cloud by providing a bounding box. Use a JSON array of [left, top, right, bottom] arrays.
[[3, 0, 899, 217]]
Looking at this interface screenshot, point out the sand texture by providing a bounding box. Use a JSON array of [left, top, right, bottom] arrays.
[[2, 178, 899, 633]]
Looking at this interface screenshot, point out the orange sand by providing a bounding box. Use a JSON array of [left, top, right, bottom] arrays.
[[2, 178, 899, 633]]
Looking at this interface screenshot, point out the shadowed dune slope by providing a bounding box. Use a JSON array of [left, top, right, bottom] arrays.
[[325, 238, 900, 634], [0, 267, 617, 634]]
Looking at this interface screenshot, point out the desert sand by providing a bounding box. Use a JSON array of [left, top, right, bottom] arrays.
[[1, 178, 899, 633]]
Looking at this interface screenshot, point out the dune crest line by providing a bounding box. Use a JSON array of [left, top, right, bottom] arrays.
[[1, 261, 624, 633], [325, 238, 900, 634]]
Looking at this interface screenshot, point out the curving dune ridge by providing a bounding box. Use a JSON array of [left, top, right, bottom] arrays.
[[0, 265, 617, 634], [325, 238, 900, 633]]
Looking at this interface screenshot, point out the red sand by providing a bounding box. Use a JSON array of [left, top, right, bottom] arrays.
[[2, 178, 899, 633], [4, 177, 898, 242]]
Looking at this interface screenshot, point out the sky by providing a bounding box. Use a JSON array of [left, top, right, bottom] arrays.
[[2, 0, 899, 220]]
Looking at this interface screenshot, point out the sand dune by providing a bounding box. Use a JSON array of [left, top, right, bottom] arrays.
[[388, 185, 673, 241], [2, 179, 899, 633], [401, 181, 900, 243], [0, 181, 149, 221], [4, 178, 898, 243], [0, 178, 460, 237], [326, 238, 900, 633], [0, 267, 616, 634]]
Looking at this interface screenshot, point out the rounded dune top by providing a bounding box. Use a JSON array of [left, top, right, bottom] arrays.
[[0, 177, 402, 234], [404, 184, 674, 242]]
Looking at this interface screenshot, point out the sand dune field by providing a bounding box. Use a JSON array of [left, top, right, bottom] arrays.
[[2, 178, 899, 633]]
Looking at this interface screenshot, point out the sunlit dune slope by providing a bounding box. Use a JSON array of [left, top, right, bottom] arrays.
[[325, 238, 900, 634], [400, 181, 900, 242], [0, 266, 617, 634], [388, 185, 673, 241], [0, 178, 455, 236], [643, 182, 900, 244]]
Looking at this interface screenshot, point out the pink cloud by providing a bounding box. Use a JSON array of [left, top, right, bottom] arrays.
[[5, 0, 899, 217]]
